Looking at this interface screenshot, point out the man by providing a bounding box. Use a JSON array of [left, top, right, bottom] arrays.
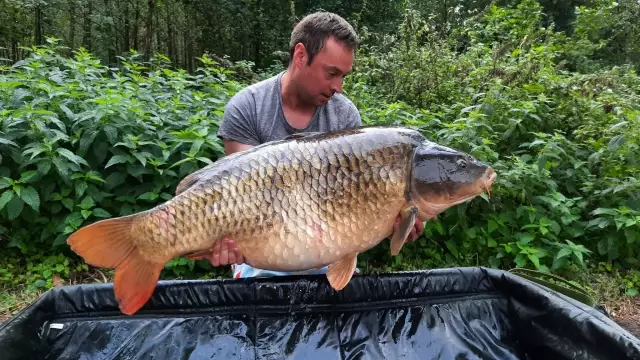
[[208, 11, 424, 278]]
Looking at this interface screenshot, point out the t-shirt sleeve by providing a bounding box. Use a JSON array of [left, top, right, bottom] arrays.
[[217, 90, 261, 146], [350, 105, 362, 128], [345, 100, 362, 128]]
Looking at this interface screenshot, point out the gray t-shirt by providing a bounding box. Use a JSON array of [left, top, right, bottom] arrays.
[[217, 71, 361, 146]]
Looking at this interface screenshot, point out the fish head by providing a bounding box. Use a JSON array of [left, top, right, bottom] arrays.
[[410, 141, 496, 220]]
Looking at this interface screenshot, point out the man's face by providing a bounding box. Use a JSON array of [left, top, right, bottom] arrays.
[[295, 37, 354, 106]]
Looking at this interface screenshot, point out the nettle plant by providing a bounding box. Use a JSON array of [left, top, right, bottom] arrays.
[[0, 41, 244, 261]]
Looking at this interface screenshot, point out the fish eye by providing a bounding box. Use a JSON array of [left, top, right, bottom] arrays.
[[457, 158, 467, 168]]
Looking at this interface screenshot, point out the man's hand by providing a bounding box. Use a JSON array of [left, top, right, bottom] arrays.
[[207, 237, 245, 266]]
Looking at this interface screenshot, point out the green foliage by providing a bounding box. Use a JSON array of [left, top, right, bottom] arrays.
[[0, 39, 245, 286], [0, 1, 639, 300], [0, 252, 86, 291], [344, 0, 640, 278]]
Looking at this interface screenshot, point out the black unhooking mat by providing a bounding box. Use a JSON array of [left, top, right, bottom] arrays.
[[1, 267, 639, 359]]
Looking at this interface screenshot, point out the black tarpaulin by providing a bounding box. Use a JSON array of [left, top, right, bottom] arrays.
[[1, 267, 639, 359]]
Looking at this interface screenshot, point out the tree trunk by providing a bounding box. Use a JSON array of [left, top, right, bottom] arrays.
[[124, 0, 130, 51], [83, 1, 92, 50], [68, 0, 76, 52], [133, 1, 140, 50], [35, 4, 43, 45], [167, 3, 175, 65], [145, 0, 155, 61], [103, 0, 115, 65], [252, 0, 262, 68], [155, 3, 161, 58]]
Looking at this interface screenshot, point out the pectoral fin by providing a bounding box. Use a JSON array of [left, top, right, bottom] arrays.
[[326, 253, 357, 290], [184, 249, 213, 261], [390, 203, 418, 256]]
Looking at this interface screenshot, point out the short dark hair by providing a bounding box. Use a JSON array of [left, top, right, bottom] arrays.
[[289, 12, 358, 65]]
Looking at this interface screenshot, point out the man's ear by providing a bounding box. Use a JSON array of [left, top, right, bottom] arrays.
[[293, 43, 308, 67]]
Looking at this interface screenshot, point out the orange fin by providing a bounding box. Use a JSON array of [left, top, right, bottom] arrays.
[[184, 249, 213, 261], [326, 253, 357, 290], [113, 251, 164, 315], [390, 203, 418, 256], [66, 214, 164, 315]]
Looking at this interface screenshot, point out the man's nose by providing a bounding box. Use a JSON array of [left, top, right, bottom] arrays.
[[331, 78, 343, 93]]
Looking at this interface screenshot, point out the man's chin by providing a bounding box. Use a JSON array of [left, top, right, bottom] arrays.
[[318, 95, 332, 105]]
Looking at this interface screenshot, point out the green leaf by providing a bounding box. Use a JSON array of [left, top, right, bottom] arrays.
[[62, 198, 74, 211], [104, 126, 118, 143], [197, 157, 214, 165], [0, 179, 11, 190], [57, 148, 89, 166], [607, 134, 625, 150], [626, 288, 639, 297], [592, 208, 617, 216], [133, 152, 152, 167], [0, 138, 18, 147], [79, 196, 95, 209], [93, 208, 111, 218], [556, 248, 572, 260], [6, 196, 24, 220], [189, 139, 205, 156], [444, 240, 459, 258], [78, 130, 98, 155], [138, 192, 158, 201], [76, 182, 88, 198], [19, 170, 39, 183], [105, 155, 131, 168], [519, 233, 535, 244], [19, 186, 40, 212], [528, 254, 540, 269], [0, 188, 16, 210], [573, 250, 584, 266], [59, 103, 75, 120], [488, 220, 498, 233]]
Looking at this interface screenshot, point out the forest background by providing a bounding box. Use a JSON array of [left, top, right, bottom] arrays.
[[1, 0, 639, 331]]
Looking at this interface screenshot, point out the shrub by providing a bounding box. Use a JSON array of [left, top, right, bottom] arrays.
[[0, 41, 247, 284]]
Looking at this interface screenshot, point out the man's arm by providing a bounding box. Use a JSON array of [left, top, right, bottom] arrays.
[[207, 90, 258, 267], [217, 89, 261, 147], [224, 139, 254, 155]]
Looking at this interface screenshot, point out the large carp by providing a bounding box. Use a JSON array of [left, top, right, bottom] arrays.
[[67, 126, 496, 315]]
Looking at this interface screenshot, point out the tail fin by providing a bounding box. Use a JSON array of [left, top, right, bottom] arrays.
[[67, 215, 165, 315]]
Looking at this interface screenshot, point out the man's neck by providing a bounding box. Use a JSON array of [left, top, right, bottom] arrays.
[[280, 70, 318, 129], [281, 70, 315, 112]]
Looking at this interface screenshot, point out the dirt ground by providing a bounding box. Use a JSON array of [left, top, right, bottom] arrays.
[[603, 295, 640, 338]]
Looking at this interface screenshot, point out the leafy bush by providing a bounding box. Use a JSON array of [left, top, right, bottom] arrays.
[[344, 0, 640, 277], [0, 41, 245, 284]]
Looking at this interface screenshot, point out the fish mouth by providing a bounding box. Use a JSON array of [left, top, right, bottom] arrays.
[[483, 167, 497, 198]]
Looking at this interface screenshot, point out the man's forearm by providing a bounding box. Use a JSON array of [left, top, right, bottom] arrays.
[[223, 139, 254, 155]]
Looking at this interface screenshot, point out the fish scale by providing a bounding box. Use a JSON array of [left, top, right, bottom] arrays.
[[67, 126, 496, 315]]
